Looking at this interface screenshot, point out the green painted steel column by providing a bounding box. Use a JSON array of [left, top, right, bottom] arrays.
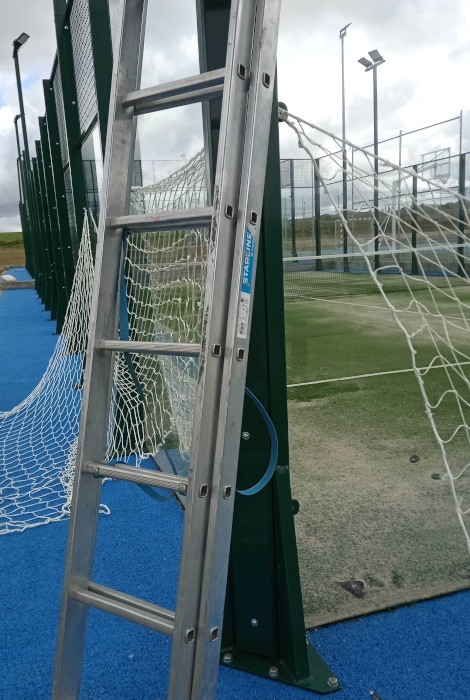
[[31, 157, 50, 307], [43, 78, 76, 304], [197, 0, 339, 692], [39, 117, 68, 331], [21, 155, 42, 296], [53, 0, 87, 248], [36, 138, 59, 321], [88, 0, 113, 157]]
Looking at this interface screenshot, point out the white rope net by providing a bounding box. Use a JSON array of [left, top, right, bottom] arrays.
[[281, 109, 470, 554], [0, 150, 209, 534]]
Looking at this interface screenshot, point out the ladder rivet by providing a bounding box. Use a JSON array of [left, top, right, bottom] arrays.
[[269, 666, 279, 678], [199, 484, 209, 498], [185, 628, 195, 644], [212, 343, 221, 357], [262, 72, 271, 88], [249, 211, 258, 226], [250, 618, 259, 627], [237, 63, 247, 80], [223, 486, 232, 500], [209, 627, 219, 642], [225, 204, 234, 219], [241, 431, 250, 440], [223, 653, 233, 664], [236, 348, 245, 362], [179, 483, 187, 495]]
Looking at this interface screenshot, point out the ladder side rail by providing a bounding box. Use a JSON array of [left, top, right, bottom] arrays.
[[167, 0, 258, 696], [192, 1, 282, 695], [52, 2, 148, 697]]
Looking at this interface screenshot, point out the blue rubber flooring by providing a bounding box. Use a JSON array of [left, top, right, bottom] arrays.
[[1, 276, 469, 700]]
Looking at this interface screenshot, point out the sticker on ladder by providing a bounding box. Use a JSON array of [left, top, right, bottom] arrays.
[[237, 227, 255, 339]]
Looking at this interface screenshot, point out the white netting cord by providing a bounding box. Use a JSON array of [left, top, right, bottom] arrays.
[[0, 214, 94, 534], [281, 109, 470, 553]]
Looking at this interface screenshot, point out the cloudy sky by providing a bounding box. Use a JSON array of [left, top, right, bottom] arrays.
[[1, 0, 469, 230]]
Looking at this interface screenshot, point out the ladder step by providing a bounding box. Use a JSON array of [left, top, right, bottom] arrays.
[[85, 461, 188, 494], [72, 582, 175, 635], [95, 340, 201, 357], [122, 68, 225, 114], [109, 207, 213, 233]]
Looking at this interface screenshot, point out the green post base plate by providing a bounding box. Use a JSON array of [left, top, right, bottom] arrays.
[[220, 641, 342, 694]]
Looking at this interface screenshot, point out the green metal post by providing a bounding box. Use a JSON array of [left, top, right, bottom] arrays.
[[31, 157, 50, 307], [196, 0, 339, 692], [458, 153, 466, 276], [32, 154, 54, 313], [39, 117, 68, 331], [21, 154, 42, 295], [411, 164, 418, 276], [87, 0, 113, 157], [36, 138, 58, 320], [53, 0, 87, 249], [314, 157, 322, 271], [43, 78, 76, 303], [290, 159, 297, 257]]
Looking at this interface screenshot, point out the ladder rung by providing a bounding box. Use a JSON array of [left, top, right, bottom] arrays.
[[96, 340, 201, 357], [122, 68, 225, 114], [109, 207, 213, 233], [85, 461, 188, 494], [72, 582, 175, 635]]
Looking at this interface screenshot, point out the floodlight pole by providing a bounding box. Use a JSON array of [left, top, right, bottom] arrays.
[[12, 35, 30, 167], [339, 23, 351, 258], [359, 51, 385, 270]]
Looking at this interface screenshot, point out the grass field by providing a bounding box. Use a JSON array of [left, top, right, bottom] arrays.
[[285, 289, 470, 626], [0, 232, 25, 272]]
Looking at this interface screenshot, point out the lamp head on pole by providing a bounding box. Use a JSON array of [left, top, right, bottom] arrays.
[[359, 50, 385, 72], [339, 23, 351, 40], [12, 32, 30, 57], [14, 114, 21, 125]]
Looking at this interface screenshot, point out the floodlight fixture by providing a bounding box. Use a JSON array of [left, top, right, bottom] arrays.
[[13, 114, 21, 124], [339, 22, 351, 40], [358, 56, 373, 69], [368, 49, 384, 63], [12, 32, 30, 57]]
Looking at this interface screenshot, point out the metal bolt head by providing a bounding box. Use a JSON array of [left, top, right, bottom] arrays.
[[268, 666, 279, 678], [327, 676, 339, 689], [241, 431, 250, 441], [250, 618, 258, 627], [223, 653, 233, 664]]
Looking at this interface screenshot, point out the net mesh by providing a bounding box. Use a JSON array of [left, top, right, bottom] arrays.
[[280, 108, 470, 554], [0, 150, 209, 535]]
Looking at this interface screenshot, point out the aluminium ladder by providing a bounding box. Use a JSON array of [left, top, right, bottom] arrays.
[[52, 0, 282, 698]]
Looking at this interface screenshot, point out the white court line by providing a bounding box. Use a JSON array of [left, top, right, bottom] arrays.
[[287, 361, 470, 388]]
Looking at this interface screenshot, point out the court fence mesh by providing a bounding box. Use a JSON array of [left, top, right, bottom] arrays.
[[280, 108, 470, 554], [2, 113, 470, 555]]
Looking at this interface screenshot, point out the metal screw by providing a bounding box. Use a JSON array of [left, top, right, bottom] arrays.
[[268, 666, 279, 678], [328, 677, 339, 689], [223, 653, 233, 664], [241, 431, 250, 440], [250, 618, 258, 627]]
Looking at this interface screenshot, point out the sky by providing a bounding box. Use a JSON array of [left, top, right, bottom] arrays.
[[0, 0, 469, 231]]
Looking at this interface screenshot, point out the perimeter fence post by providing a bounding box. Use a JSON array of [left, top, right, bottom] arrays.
[[290, 158, 297, 257], [314, 157, 322, 270], [458, 152, 466, 276], [53, 0, 87, 250], [411, 164, 418, 276], [35, 138, 58, 321]]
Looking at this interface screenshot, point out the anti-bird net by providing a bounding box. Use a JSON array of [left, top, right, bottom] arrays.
[[280, 108, 470, 554], [0, 150, 209, 535]]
